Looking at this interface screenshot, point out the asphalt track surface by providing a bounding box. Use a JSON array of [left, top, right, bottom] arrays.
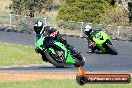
[[0, 31, 132, 72]]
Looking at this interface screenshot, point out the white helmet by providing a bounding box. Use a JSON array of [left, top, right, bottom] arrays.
[[84, 25, 92, 32]]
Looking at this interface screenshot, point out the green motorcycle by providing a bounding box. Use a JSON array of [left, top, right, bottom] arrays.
[[83, 30, 118, 55], [35, 32, 85, 68]]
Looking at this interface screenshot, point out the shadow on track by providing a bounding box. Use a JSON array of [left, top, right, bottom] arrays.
[[0, 65, 76, 71], [86, 51, 107, 54]]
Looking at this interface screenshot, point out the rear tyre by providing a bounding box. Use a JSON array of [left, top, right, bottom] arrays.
[[42, 54, 48, 62], [40, 51, 48, 62], [105, 43, 118, 55], [45, 46, 65, 68], [74, 54, 85, 67]]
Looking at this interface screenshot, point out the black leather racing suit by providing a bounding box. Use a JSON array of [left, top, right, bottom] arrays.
[[84, 29, 100, 52], [36, 26, 78, 55]]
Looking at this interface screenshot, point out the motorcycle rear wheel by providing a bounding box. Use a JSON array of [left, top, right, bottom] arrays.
[[105, 43, 118, 55], [74, 54, 85, 67]]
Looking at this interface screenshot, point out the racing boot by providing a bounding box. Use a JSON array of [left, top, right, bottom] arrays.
[[88, 42, 96, 53], [67, 44, 81, 56], [88, 48, 92, 53]]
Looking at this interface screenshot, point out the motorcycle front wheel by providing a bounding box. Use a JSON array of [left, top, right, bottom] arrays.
[[45, 45, 65, 68]]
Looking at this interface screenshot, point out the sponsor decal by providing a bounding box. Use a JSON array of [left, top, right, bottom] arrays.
[[76, 67, 131, 85]]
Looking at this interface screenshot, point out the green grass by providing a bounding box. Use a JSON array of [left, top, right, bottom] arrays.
[[0, 42, 44, 66], [0, 79, 131, 88]]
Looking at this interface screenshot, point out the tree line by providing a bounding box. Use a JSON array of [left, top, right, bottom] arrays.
[[9, 0, 132, 25]]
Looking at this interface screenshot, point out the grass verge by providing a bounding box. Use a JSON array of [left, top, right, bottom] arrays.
[[0, 42, 43, 66], [0, 79, 131, 88]]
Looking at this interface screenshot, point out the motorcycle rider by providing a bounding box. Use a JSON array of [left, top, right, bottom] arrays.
[[84, 25, 97, 53], [33, 20, 79, 55]]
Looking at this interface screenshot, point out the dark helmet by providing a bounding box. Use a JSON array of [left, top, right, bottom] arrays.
[[33, 21, 44, 34]]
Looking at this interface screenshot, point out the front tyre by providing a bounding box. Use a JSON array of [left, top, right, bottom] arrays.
[[45, 46, 65, 68], [105, 43, 118, 55]]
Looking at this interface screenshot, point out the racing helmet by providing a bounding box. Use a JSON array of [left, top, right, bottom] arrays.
[[84, 25, 93, 35], [33, 21, 44, 34]]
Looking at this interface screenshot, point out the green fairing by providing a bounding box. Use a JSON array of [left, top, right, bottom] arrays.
[[35, 37, 75, 65], [48, 48, 56, 54], [92, 31, 113, 52], [66, 53, 76, 64], [35, 38, 45, 50], [54, 41, 75, 64]]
